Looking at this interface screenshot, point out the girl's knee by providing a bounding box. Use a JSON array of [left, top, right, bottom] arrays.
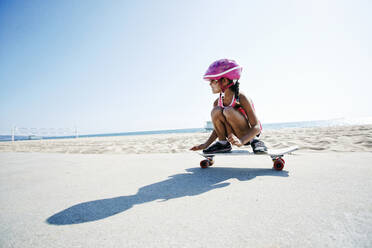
[[222, 107, 235, 120], [211, 106, 223, 120]]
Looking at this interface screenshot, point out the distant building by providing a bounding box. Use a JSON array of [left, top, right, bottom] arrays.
[[204, 121, 214, 131]]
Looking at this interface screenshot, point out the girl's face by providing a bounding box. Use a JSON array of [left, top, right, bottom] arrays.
[[209, 80, 221, 94]]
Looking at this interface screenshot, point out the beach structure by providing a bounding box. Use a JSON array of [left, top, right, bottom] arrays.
[[204, 121, 214, 131]]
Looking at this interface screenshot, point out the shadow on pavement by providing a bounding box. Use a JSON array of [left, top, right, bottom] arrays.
[[47, 167, 288, 225]]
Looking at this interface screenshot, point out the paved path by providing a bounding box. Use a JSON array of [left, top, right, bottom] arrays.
[[1, 152, 371, 247]]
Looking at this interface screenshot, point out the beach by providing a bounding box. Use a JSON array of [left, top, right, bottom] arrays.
[[1, 124, 372, 247], [0, 124, 371, 154]]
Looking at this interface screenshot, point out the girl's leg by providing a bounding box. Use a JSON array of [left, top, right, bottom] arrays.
[[222, 107, 252, 140], [223, 107, 267, 153], [211, 106, 234, 140]]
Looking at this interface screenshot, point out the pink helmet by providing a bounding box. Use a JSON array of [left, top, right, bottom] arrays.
[[203, 59, 242, 81]]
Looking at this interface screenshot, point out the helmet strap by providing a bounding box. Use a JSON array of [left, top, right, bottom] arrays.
[[219, 81, 235, 93]]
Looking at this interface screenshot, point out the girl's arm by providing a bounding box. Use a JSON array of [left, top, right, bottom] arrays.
[[204, 129, 218, 147], [237, 94, 261, 144], [190, 129, 217, 151]]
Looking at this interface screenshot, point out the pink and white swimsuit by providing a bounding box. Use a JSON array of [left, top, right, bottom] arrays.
[[218, 94, 263, 132]]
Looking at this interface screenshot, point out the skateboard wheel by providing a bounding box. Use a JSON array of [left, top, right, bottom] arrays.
[[207, 157, 214, 166], [200, 159, 210, 168], [273, 159, 284, 171]]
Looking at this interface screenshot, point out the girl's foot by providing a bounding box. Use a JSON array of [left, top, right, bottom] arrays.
[[251, 139, 268, 154], [203, 141, 232, 154]]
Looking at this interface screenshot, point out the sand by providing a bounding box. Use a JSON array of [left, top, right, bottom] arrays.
[[0, 124, 371, 154], [1, 124, 372, 247]]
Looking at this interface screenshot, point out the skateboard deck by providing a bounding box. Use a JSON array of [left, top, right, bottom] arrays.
[[197, 145, 299, 170]]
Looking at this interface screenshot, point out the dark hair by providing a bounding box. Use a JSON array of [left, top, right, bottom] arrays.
[[228, 79, 240, 102]]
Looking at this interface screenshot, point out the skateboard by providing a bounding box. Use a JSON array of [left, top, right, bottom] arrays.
[[198, 145, 299, 171]]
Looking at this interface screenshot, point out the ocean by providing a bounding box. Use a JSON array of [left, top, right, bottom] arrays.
[[1, 117, 372, 142]]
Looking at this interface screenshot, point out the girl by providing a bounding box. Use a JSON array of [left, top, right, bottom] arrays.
[[190, 59, 267, 154]]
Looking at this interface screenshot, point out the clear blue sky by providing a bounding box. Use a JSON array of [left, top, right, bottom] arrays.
[[1, 0, 371, 134]]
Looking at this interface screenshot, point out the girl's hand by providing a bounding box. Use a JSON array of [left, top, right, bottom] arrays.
[[190, 143, 207, 151], [228, 134, 243, 147]]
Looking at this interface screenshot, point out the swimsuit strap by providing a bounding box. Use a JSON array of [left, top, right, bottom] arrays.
[[219, 93, 236, 108]]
